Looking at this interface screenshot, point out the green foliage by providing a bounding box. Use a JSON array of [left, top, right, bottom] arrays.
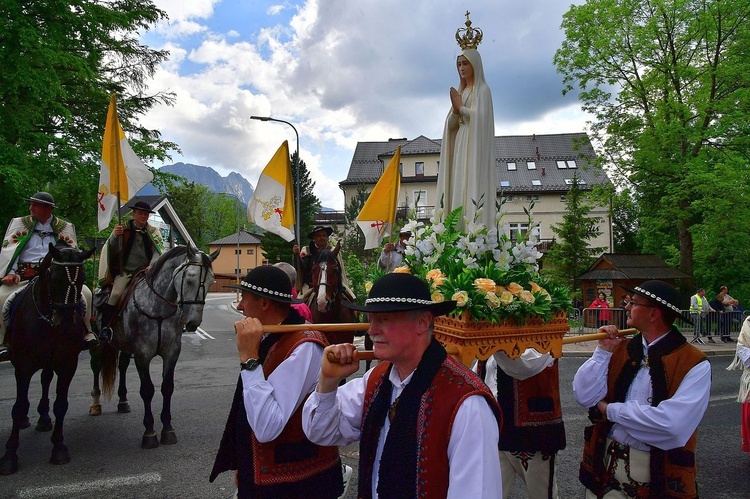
[[167, 182, 238, 251], [0, 0, 178, 237], [545, 176, 605, 296], [344, 254, 369, 306], [554, 0, 750, 299]]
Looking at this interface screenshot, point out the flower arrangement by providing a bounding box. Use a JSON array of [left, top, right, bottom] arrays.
[[368, 205, 571, 324]]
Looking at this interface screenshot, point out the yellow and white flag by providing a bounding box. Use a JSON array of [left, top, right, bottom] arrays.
[[97, 94, 153, 231], [357, 146, 401, 249], [247, 141, 295, 242]]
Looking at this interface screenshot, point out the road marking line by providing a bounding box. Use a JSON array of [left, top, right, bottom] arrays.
[[18, 472, 161, 498], [196, 327, 215, 339]]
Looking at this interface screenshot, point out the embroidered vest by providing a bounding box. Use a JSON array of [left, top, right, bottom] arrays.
[[210, 324, 341, 496], [495, 360, 566, 454], [358, 344, 502, 499], [251, 330, 341, 486], [579, 329, 707, 498]]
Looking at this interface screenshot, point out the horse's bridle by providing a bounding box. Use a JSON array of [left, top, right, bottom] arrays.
[[140, 254, 212, 319], [32, 258, 86, 325], [313, 260, 340, 313]]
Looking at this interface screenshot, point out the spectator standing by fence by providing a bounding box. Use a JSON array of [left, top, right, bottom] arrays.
[[617, 294, 630, 329], [590, 292, 612, 328], [690, 288, 710, 344]]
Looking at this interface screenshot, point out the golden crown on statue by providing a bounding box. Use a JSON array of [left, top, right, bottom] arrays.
[[455, 11, 483, 50]]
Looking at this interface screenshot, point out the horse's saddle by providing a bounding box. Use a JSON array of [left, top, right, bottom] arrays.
[[3, 283, 32, 328], [94, 270, 148, 318]]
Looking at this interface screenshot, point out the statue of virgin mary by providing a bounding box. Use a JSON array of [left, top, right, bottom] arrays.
[[436, 12, 497, 231]]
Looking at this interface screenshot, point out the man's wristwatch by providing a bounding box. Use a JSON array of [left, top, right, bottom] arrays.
[[240, 358, 261, 371]]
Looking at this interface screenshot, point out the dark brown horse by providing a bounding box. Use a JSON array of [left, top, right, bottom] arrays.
[[0, 243, 94, 475], [309, 244, 358, 345]]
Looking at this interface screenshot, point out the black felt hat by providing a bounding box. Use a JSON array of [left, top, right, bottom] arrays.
[[129, 201, 155, 214], [25, 192, 56, 207], [225, 265, 303, 304], [307, 226, 333, 239], [344, 273, 456, 316], [622, 280, 692, 324]]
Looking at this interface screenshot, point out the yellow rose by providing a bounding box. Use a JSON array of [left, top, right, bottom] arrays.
[[365, 281, 373, 294], [452, 290, 469, 307], [520, 290, 536, 304], [473, 278, 497, 294], [499, 291, 514, 305], [426, 268, 446, 287], [393, 266, 411, 274], [485, 291, 501, 309], [495, 285, 507, 295], [431, 291, 445, 303], [506, 282, 524, 296], [529, 281, 543, 294]]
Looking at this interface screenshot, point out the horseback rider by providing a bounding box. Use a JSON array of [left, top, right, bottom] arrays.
[[97, 200, 164, 342], [292, 225, 354, 300], [0, 192, 97, 362]]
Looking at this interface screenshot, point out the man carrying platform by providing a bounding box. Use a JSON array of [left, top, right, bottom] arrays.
[[573, 280, 710, 498], [210, 265, 345, 498]]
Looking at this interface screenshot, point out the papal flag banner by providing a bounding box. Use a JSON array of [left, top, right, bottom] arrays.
[[97, 94, 154, 231], [357, 145, 401, 249], [247, 140, 295, 242]]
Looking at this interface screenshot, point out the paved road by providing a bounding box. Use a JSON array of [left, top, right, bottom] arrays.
[[0, 293, 747, 498]]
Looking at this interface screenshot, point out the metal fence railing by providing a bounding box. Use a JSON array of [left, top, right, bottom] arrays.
[[566, 307, 748, 339]]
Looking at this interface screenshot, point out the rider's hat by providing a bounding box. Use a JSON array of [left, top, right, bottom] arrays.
[[129, 201, 156, 214], [25, 191, 56, 207], [307, 226, 333, 239], [225, 265, 303, 304], [344, 273, 456, 316]]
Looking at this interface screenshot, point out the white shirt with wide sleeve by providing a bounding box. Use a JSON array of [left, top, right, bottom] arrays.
[[240, 340, 323, 442], [572, 335, 711, 451], [302, 366, 502, 498]]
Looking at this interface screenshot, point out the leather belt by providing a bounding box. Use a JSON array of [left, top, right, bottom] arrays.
[[17, 262, 40, 281]]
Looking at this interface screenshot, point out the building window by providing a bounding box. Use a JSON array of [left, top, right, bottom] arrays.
[[507, 162, 517, 171], [525, 195, 540, 202], [527, 161, 536, 170], [531, 179, 542, 186], [247, 249, 254, 255], [235, 268, 242, 274], [413, 190, 428, 217], [437, 160, 440, 173], [399, 163, 403, 175], [235, 248, 241, 255], [556, 160, 567, 169], [262, 260, 269, 266], [509, 223, 529, 242], [567, 160, 578, 168], [415, 162, 424, 176], [565, 178, 586, 185], [500, 180, 510, 187]]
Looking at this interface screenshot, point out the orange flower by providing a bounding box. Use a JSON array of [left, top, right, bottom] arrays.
[[393, 266, 411, 274], [452, 290, 469, 307], [506, 282, 524, 296], [426, 268, 446, 287], [473, 278, 497, 294]]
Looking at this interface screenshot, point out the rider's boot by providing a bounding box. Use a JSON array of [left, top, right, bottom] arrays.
[[98, 304, 117, 343], [0, 326, 9, 362]]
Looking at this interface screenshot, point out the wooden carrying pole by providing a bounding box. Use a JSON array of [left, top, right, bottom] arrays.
[[257, 323, 638, 363]]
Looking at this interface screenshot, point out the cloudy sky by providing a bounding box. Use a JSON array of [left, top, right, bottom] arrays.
[[139, 0, 590, 210]]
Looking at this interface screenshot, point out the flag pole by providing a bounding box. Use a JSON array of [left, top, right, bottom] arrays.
[[110, 94, 124, 270]]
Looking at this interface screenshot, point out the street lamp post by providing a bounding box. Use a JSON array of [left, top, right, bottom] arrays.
[[223, 192, 242, 301], [249, 116, 301, 245]]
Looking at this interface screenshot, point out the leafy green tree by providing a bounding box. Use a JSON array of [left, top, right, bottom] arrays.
[[545, 177, 605, 299], [260, 152, 321, 264], [554, 0, 750, 298], [0, 0, 177, 236], [167, 182, 234, 251]]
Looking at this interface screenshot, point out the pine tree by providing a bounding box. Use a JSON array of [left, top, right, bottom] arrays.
[[545, 175, 605, 299]]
